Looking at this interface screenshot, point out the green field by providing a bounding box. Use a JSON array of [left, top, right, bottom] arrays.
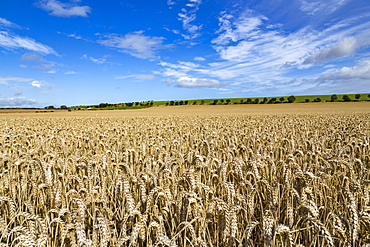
[[153, 93, 370, 106], [66, 93, 370, 110]]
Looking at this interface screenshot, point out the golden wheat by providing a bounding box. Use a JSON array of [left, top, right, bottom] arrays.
[[0, 112, 369, 246]]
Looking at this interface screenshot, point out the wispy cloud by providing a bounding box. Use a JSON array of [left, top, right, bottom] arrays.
[[64, 70, 77, 74], [0, 31, 56, 54], [194, 56, 205, 61], [175, 0, 203, 39], [0, 77, 34, 85], [0, 17, 22, 29], [0, 97, 37, 107], [37, 0, 91, 17], [98, 32, 166, 59], [212, 11, 267, 46], [176, 77, 229, 88], [81, 54, 115, 65], [0, 77, 52, 89], [115, 74, 156, 80], [21, 52, 45, 62], [300, 0, 348, 16]]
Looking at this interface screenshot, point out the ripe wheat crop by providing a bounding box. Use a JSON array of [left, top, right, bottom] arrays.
[[0, 113, 369, 246]]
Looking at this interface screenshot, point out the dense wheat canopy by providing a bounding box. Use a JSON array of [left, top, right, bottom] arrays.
[[0, 109, 369, 246]]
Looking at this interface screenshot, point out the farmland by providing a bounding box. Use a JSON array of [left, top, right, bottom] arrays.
[[0, 103, 370, 246]]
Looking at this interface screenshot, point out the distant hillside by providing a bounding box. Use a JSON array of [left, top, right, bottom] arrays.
[[67, 93, 370, 110]]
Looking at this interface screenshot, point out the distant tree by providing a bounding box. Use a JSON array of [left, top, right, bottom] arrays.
[[46, 105, 55, 109], [368, 94, 370, 100], [135, 102, 139, 106], [355, 94, 361, 100], [262, 98, 268, 104], [179, 101, 184, 105], [314, 98, 322, 102], [268, 98, 277, 104], [287, 95, 296, 103], [240, 99, 244, 104], [226, 99, 231, 104], [212, 99, 218, 105], [220, 99, 224, 104], [200, 100, 205, 105], [342, 95, 351, 102], [193, 101, 197, 105], [175, 102, 179, 105], [279, 97, 285, 102], [305, 99, 310, 102], [253, 98, 259, 104], [331, 94, 337, 102], [165, 102, 169, 106], [184, 100, 189, 105], [60, 105, 68, 109], [246, 98, 252, 104]]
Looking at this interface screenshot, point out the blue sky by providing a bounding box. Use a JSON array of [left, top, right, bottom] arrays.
[[0, 0, 370, 107]]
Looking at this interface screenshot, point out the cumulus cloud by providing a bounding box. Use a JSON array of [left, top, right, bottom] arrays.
[[0, 97, 37, 107], [31, 80, 42, 88], [0, 31, 56, 54], [98, 32, 165, 59], [304, 37, 360, 64], [176, 77, 229, 88], [320, 59, 370, 80], [37, 0, 91, 17]]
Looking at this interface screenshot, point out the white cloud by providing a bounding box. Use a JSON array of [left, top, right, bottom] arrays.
[[115, 74, 156, 80], [320, 59, 370, 80], [135, 74, 156, 80], [31, 80, 42, 88], [82, 54, 115, 65], [194, 56, 205, 61], [34, 63, 55, 71], [0, 97, 37, 107], [176, 0, 203, 39], [21, 52, 45, 62], [37, 0, 91, 17], [0, 31, 56, 54], [167, 0, 175, 6], [160, 68, 188, 78], [300, 0, 348, 16], [65, 71, 77, 74], [0, 17, 13, 27], [212, 12, 266, 45], [0, 17, 21, 29], [176, 77, 229, 88], [205, 9, 370, 84], [0, 77, 34, 85], [304, 37, 362, 64], [98, 32, 165, 59], [165, 78, 173, 86]]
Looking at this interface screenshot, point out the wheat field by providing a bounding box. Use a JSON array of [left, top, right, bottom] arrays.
[[0, 104, 370, 246]]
